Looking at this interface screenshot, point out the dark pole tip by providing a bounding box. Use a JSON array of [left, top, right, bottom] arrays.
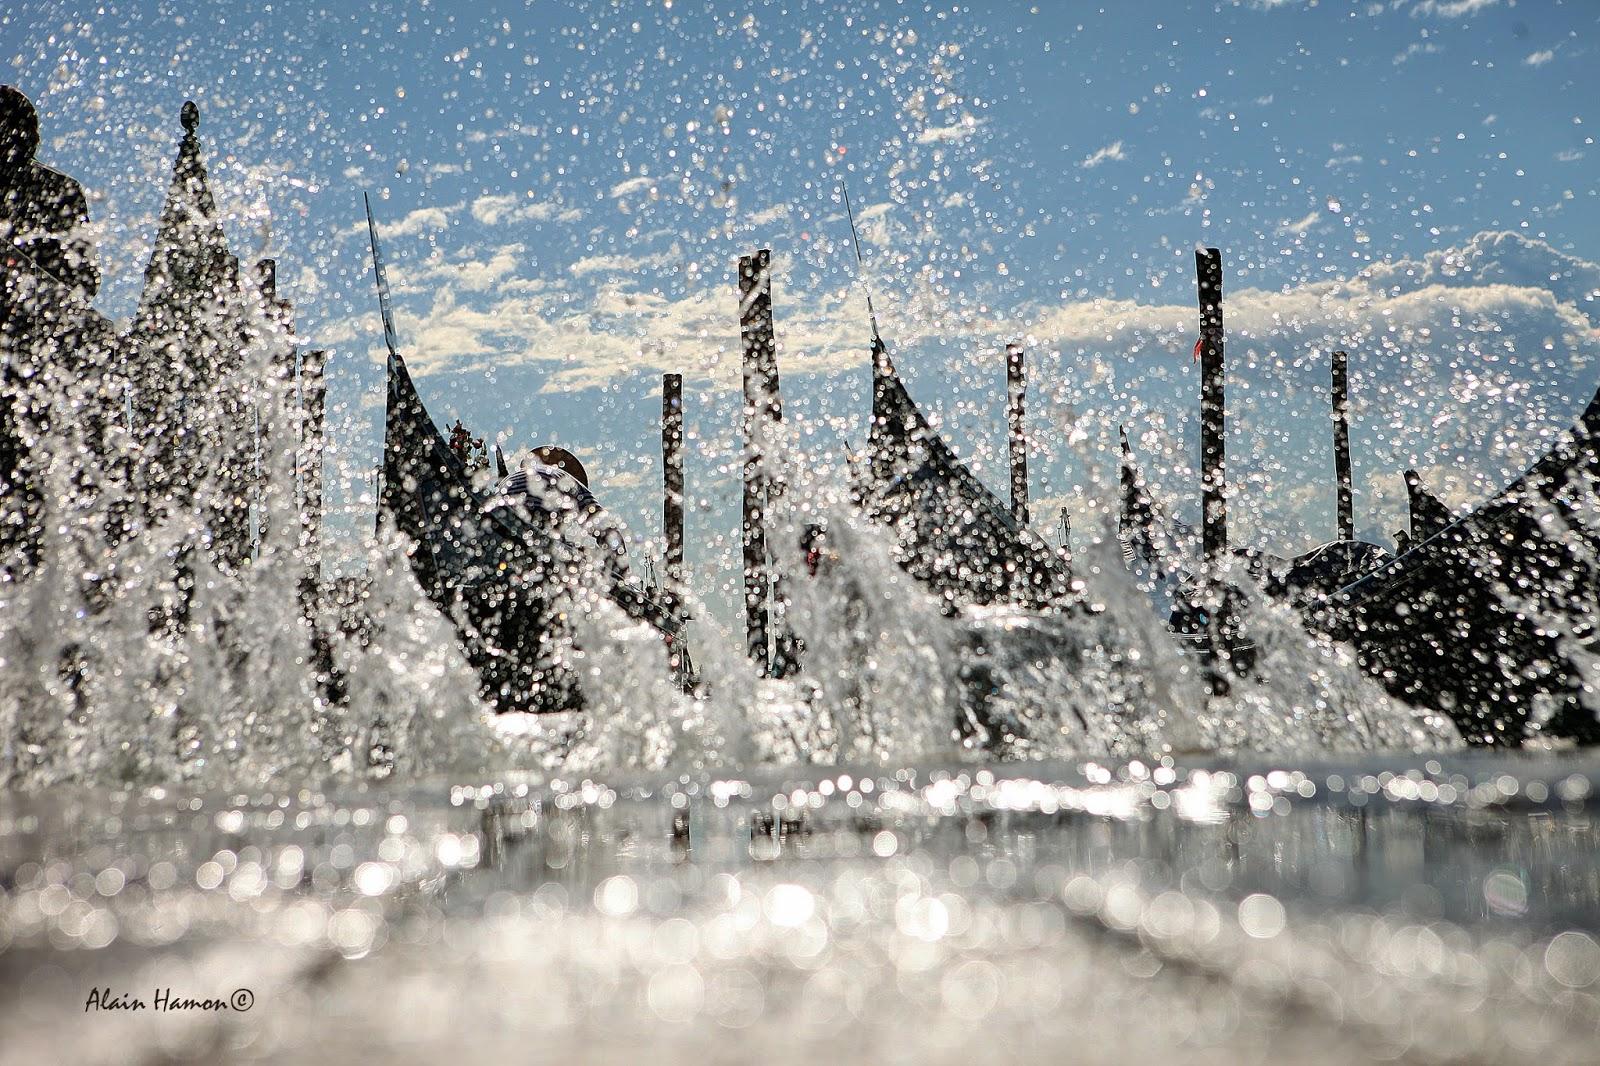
[[181, 101, 199, 133]]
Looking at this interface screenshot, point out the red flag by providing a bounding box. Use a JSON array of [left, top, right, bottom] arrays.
[[1192, 337, 1204, 362]]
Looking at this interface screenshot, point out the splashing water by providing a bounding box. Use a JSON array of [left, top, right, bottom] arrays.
[[0, 349, 1466, 793], [0, 270, 1469, 789], [10, 5, 1600, 1063]]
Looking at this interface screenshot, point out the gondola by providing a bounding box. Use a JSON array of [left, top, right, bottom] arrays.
[[845, 330, 1165, 750], [1306, 380, 1600, 745], [379, 338, 691, 714], [857, 333, 1073, 611], [369, 207, 689, 715], [1117, 385, 1600, 744]]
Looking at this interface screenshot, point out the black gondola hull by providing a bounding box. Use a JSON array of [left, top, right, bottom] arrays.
[[380, 348, 687, 714], [1310, 386, 1600, 745]]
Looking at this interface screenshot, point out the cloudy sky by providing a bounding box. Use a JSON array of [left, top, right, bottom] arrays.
[[5, 0, 1598, 619]]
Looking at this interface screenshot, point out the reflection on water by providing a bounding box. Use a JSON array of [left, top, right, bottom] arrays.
[[3, 753, 1600, 1064], [468, 755, 1600, 937]]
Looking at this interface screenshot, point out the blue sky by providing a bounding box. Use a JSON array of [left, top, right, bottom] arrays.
[[5, 0, 1598, 619]]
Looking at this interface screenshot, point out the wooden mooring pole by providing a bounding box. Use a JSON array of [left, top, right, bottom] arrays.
[[739, 250, 779, 673], [1331, 349, 1354, 542], [1195, 248, 1227, 566], [661, 372, 684, 606], [1194, 247, 1239, 690], [1006, 343, 1028, 527], [298, 347, 327, 582]]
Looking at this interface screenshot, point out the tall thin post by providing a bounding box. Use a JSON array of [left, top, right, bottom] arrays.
[[1195, 248, 1227, 566], [298, 347, 327, 582], [1331, 349, 1354, 542], [661, 372, 685, 606], [1006, 343, 1028, 526], [740, 250, 777, 672], [254, 257, 295, 559]]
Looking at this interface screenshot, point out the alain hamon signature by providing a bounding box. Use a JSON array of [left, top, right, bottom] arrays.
[[85, 987, 255, 1013]]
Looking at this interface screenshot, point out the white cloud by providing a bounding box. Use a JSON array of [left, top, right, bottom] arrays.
[[569, 254, 634, 277], [609, 175, 655, 199], [1278, 211, 1322, 236], [470, 192, 582, 226], [1412, 0, 1497, 16], [345, 246, 880, 392], [747, 204, 792, 227], [1362, 230, 1600, 310], [348, 202, 458, 240], [1079, 141, 1126, 169], [448, 243, 525, 292], [1393, 41, 1441, 65], [293, 264, 324, 302], [1524, 49, 1556, 67], [470, 194, 519, 225], [569, 247, 680, 278], [393, 206, 454, 236], [914, 115, 986, 146]]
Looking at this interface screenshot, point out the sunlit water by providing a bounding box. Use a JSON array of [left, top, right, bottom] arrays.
[[0, 224, 1537, 1061], [3, 753, 1599, 1064], [5, 0, 1600, 1057]]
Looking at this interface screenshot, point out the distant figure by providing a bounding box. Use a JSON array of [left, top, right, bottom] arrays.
[[486, 447, 630, 575], [447, 418, 486, 472], [0, 85, 99, 296], [529, 444, 588, 486]]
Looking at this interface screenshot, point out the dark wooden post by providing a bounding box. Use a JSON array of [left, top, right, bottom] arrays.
[[1195, 248, 1227, 566], [1006, 343, 1028, 526], [1331, 349, 1354, 542], [298, 347, 327, 580], [661, 372, 684, 605], [254, 257, 297, 559], [739, 250, 777, 672]]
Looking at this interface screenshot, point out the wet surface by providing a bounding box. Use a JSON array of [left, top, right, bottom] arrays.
[[3, 751, 1599, 1063]]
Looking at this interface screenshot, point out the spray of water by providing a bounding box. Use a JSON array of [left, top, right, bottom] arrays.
[[0, 286, 1468, 791]]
